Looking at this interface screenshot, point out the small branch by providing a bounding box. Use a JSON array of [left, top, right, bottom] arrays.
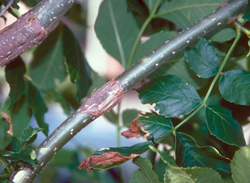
[[10, 0, 247, 182], [0, 0, 14, 17], [0, 0, 74, 66]]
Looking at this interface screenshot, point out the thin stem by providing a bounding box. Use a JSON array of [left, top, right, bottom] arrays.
[[0, 0, 14, 17], [126, 0, 161, 69], [0, 158, 12, 174], [203, 26, 241, 104]]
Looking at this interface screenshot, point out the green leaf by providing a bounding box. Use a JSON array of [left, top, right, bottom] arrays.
[[20, 126, 43, 147], [175, 132, 231, 176], [129, 170, 152, 183], [3, 151, 38, 166], [5, 57, 26, 109], [132, 31, 177, 65], [210, 28, 236, 43], [122, 109, 140, 127], [219, 70, 250, 105], [165, 166, 224, 183], [157, 0, 224, 29], [149, 56, 207, 90], [48, 89, 70, 115], [242, 1, 250, 21], [136, 75, 201, 117], [205, 106, 245, 147], [95, 0, 139, 67], [26, 81, 48, 136], [137, 113, 173, 139], [66, 3, 86, 25], [184, 38, 219, 78], [143, 0, 159, 13], [231, 146, 250, 183], [129, 157, 161, 183], [62, 25, 92, 102], [29, 25, 67, 90], [0, 118, 12, 151], [149, 146, 177, 166], [22, 0, 40, 7]]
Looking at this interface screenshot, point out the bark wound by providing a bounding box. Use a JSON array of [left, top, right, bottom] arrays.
[[78, 78, 123, 116], [0, 12, 48, 67]]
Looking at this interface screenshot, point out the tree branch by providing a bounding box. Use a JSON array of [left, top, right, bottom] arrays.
[[0, 0, 14, 17], [10, 0, 247, 182], [0, 0, 74, 66]]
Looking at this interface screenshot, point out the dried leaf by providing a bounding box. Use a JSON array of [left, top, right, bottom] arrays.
[[1, 112, 13, 135], [78, 152, 138, 172], [121, 113, 146, 139]]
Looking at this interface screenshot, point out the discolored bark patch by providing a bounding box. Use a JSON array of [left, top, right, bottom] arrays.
[[0, 12, 48, 66], [77, 78, 124, 116]]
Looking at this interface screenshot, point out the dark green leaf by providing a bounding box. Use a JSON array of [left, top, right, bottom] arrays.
[[5, 57, 26, 109], [242, 1, 250, 21], [21, 0, 40, 7], [20, 126, 42, 146], [184, 38, 219, 78], [157, 0, 224, 29], [30, 25, 67, 90], [122, 109, 140, 127], [143, 0, 160, 13], [0, 118, 12, 151], [206, 106, 245, 147], [231, 146, 250, 183], [176, 132, 231, 176], [66, 3, 86, 25], [137, 113, 173, 139], [132, 31, 177, 65], [104, 109, 117, 123], [20, 148, 37, 161], [3, 151, 37, 165], [62, 25, 92, 101], [130, 157, 161, 183], [165, 166, 224, 183], [48, 89, 70, 115], [26, 81, 48, 136], [149, 56, 207, 90], [129, 170, 151, 183], [136, 75, 201, 117], [95, 0, 139, 67], [210, 28, 236, 43], [219, 70, 250, 105]]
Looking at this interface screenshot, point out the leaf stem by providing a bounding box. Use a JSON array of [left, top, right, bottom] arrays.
[[126, 0, 161, 69], [203, 25, 241, 104], [0, 158, 12, 174]]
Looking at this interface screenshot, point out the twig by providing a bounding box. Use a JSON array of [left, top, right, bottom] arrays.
[[0, 0, 14, 17]]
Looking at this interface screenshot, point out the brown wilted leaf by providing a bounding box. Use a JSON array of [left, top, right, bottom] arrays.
[[78, 152, 138, 173], [121, 113, 143, 139], [1, 112, 13, 135]]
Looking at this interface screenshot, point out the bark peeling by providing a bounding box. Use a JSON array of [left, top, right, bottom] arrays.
[[0, 11, 48, 66], [77, 78, 123, 116]]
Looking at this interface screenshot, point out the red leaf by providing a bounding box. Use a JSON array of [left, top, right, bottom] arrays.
[[78, 152, 138, 172]]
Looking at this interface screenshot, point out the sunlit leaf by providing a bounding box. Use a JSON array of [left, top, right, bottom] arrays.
[[176, 132, 231, 176], [129, 157, 161, 183], [231, 146, 250, 183], [29, 25, 67, 90], [157, 0, 224, 29], [62, 25, 92, 102], [0, 118, 12, 151], [165, 166, 224, 183], [5, 57, 26, 109], [184, 38, 219, 78], [26, 81, 48, 136], [20, 126, 43, 147], [219, 70, 250, 105], [205, 105, 245, 147], [136, 75, 201, 117], [95, 0, 139, 67]]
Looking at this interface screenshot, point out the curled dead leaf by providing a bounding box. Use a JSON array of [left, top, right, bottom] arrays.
[[78, 152, 138, 173], [121, 113, 150, 140], [1, 112, 13, 135]]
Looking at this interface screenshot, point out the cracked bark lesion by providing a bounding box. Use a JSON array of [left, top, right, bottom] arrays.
[[77, 78, 124, 116], [0, 11, 49, 67]]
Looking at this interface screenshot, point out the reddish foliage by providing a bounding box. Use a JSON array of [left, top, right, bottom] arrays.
[[78, 152, 138, 173]]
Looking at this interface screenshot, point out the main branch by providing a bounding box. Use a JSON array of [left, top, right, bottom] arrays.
[[10, 0, 247, 182]]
